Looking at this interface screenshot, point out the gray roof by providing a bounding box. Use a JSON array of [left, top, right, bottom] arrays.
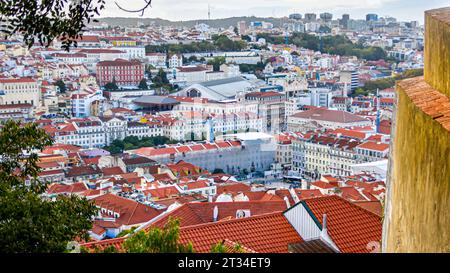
[[199, 76, 247, 87], [133, 96, 179, 105]]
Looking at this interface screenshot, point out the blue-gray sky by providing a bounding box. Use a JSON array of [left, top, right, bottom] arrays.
[[103, 0, 450, 23]]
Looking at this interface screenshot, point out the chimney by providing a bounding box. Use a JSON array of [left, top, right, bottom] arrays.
[[213, 205, 218, 222], [284, 196, 290, 209], [322, 213, 328, 233]]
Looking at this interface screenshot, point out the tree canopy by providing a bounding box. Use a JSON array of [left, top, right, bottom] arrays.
[[257, 32, 387, 61], [104, 80, 119, 91], [0, 120, 97, 253], [207, 56, 226, 72], [145, 35, 247, 55], [358, 68, 424, 94], [138, 78, 149, 90], [54, 79, 67, 93], [123, 218, 194, 253], [0, 0, 107, 51], [104, 135, 177, 154]]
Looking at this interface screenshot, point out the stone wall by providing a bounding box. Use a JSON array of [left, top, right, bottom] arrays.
[[382, 7, 450, 252]]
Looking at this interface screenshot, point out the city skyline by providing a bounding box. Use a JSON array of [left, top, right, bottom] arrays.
[[100, 0, 449, 23]]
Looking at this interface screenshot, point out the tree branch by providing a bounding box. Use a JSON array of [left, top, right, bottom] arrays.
[[114, 0, 152, 17]]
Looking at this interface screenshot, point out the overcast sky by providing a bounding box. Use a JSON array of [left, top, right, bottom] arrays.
[[102, 0, 450, 23]]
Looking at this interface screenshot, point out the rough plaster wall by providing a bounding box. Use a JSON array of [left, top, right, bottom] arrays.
[[384, 86, 450, 252], [424, 8, 450, 98], [384, 7, 450, 253]]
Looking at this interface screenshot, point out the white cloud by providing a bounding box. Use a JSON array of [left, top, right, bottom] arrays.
[[100, 0, 448, 23]]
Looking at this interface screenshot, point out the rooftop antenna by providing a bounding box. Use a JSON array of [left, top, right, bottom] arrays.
[[208, 4, 211, 21]]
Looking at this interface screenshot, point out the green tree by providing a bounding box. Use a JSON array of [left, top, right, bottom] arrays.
[[207, 56, 226, 72], [0, 120, 98, 253], [353, 87, 369, 97], [122, 217, 194, 253], [54, 79, 67, 93], [138, 78, 148, 90], [104, 79, 119, 91], [145, 64, 155, 78], [0, 0, 107, 50], [212, 168, 225, 174], [210, 241, 245, 253], [318, 25, 331, 33], [211, 241, 227, 253], [188, 55, 198, 63], [152, 68, 169, 87], [233, 26, 239, 35]]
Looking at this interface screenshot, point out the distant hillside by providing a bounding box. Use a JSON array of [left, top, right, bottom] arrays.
[[95, 16, 291, 29]]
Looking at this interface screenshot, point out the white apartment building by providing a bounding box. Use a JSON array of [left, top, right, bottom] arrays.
[[160, 111, 263, 141], [47, 116, 165, 148], [129, 132, 276, 175], [168, 54, 183, 68], [51, 52, 87, 64], [0, 78, 40, 107], [127, 121, 163, 140], [146, 53, 167, 68], [76, 48, 127, 72], [50, 118, 106, 149], [292, 134, 363, 178], [71, 87, 105, 118], [243, 91, 286, 134], [310, 88, 335, 108], [171, 97, 259, 115], [112, 46, 146, 60], [100, 116, 127, 145], [173, 66, 210, 84]]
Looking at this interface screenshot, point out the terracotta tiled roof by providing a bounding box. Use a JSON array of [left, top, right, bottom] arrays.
[[80, 211, 302, 253], [295, 189, 324, 200], [311, 181, 336, 189], [332, 128, 366, 139], [93, 193, 164, 226], [148, 200, 288, 230], [303, 196, 382, 253], [353, 201, 383, 216], [143, 186, 180, 199], [47, 182, 88, 194], [221, 239, 257, 253], [178, 212, 302, 253], [337, 187, 370, 202], [357, 141, 389, 152], [240, 191, 282, 201], [275, 189, 295, 206], [288, 239, 337, 253], [398, 76, 450, 131], [101, 166, 124, 176], [216, 182, 251, 195], [291, 108, 369, 123], [66, 165, 102, 178]]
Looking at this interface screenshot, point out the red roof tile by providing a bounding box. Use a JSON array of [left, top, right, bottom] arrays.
[[80, 212, 302, 253], [295, 189, 324, 200], [303, 196, 382, 253], [178, 212, 302, 253], [149, 200, 288, 230], [93, 193, 164, 226]]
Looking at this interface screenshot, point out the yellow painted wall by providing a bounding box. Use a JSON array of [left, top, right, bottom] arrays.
[[383, 7, 450, 252], [424, 7, 450, 98], [384, 84, 450, 252]]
